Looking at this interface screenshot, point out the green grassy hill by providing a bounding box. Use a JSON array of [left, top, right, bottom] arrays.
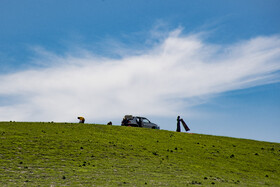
[[0, 122, 279, 186]]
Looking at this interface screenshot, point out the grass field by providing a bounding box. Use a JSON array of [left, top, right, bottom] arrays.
[[0, 122, 279, 186]]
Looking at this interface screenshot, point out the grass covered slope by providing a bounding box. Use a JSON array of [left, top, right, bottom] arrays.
[[0, 122, 279, 186]]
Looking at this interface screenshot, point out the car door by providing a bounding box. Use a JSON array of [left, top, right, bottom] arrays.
[[142, 118, 152, 128]]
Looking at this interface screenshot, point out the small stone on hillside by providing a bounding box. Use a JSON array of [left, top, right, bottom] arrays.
[[152, 151, 158, 156]]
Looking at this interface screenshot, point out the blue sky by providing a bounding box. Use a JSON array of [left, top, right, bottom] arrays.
[[0, 0, 280, 142]]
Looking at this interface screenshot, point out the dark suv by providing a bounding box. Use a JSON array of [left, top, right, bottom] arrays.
[[121, 115, 160, 129]]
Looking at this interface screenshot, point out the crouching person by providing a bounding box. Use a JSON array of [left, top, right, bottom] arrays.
[[77, 116, 85, 123]]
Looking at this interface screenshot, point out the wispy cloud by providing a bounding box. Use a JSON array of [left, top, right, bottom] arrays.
[[0, 29, 280, 123]]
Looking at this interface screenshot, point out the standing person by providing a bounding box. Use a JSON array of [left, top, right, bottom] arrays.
[[77, 116, 85, 123], [121, 117, 128, 126], [176, 116, 181, 132], [137, 117, 143, 127]]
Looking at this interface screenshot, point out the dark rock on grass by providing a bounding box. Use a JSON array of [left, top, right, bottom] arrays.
[[230, 154, 235, 158], [255, 153, 259, 156], [191, 181, 201, 184], [82, 161, 87, 166]]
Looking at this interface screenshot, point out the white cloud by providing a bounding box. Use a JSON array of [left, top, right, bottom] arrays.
[[0, 30, 280, 123]]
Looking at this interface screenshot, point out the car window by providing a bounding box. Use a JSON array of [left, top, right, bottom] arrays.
[[142, 118, 150, 123]]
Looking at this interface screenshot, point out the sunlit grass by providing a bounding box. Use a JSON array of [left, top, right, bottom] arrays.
[[0, 122, 279, 186]]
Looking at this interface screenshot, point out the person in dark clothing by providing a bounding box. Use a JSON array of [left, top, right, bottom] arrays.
[[137, 117, 143, 127], [176, 116, 181, 132], [121, 118, 128, 126]]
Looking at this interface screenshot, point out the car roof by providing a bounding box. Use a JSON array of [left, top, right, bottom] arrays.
[[135, 116, 147, 119]]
